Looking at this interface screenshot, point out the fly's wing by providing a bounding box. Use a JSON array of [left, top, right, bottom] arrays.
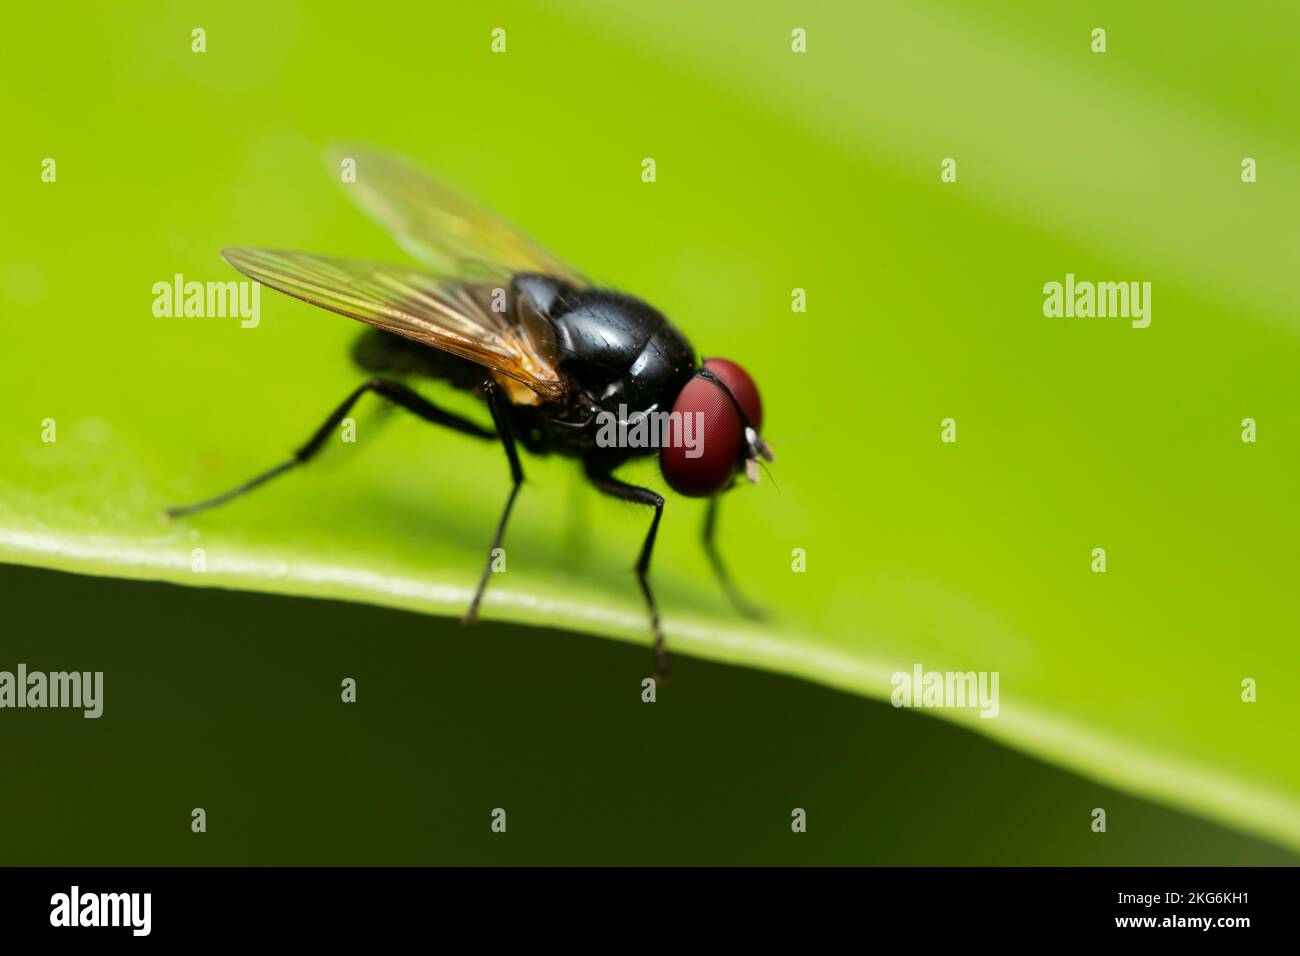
[[221, 247, 566, 401], [328, 144, 590, 288]]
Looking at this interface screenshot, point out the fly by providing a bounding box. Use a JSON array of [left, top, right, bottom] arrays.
[[164, 145, 775, 679]]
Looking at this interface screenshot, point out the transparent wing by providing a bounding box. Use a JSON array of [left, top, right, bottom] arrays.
[[329, 144, 589, 287], [221, 247, 566, 400]]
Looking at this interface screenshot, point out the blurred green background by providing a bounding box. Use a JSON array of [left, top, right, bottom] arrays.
[[1, 1, 1298, 862]]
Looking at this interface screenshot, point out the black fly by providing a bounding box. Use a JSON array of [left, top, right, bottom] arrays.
[[165, 146, 775, 678]]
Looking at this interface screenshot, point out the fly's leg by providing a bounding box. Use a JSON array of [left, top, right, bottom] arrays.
[[584, 461, 669, 680], [163, 377, 494, 519], [702, 496, 766, 621], [464, 379, 524, 625]]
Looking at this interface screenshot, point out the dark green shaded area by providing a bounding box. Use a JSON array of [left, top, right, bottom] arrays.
[[1, 564, 1292, 865]]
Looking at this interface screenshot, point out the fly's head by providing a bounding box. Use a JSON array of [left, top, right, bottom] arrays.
[[659, 357, 773, 497]]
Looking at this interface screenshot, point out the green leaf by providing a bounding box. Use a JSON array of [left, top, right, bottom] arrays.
[[2, 0, 1297, 854]]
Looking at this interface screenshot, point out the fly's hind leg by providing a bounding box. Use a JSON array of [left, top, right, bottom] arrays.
[[163, 377, 494, 519]]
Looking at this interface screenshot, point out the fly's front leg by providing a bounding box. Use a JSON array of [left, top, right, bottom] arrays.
[[702, 496, 765, 620], [584, 460, 669, 680]]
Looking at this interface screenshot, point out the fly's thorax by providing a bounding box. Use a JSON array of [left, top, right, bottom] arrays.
[[547, 289, 695, 412], [511, 273, 571, 319]]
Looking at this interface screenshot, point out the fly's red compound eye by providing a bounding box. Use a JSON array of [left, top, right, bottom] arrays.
[[660, 358, 763, 497], [701, 357, 762, 430]]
